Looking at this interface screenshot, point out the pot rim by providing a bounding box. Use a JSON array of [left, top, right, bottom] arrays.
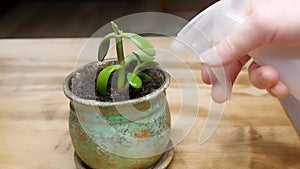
[[63, 59, 170, 107]]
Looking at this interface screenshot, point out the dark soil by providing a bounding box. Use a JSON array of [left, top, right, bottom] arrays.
[[70, 62, 165, 102], [95, 66, 164, 102]]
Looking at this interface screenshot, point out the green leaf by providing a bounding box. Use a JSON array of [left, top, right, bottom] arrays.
[[139, 60, 159, 69], [111, 21, 121, 34], [96, 65, 121, 95], [124, 54, 138, 66], [132, 52, 142, 63], [137, 72, 151, 81], [121, 33, 156, 56], [127, 73, 142, 89], [98, 33, 115, 61], [139, 55, 155, 62], [124, 53, 155, 66]]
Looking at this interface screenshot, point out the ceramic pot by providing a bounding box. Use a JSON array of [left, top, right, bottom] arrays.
[[63, 60, 171, 169]]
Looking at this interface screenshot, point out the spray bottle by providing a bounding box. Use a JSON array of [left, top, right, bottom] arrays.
[[172, 0, 300, 137]]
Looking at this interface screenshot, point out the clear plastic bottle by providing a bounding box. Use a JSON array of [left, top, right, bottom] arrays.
[[173, 0, 300, 135]]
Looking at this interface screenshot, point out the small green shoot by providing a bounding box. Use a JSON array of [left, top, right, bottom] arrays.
[[96, 21, 158, 96]]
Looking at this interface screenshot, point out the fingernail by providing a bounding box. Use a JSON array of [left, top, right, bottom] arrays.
[[200, 47, 222, 66]]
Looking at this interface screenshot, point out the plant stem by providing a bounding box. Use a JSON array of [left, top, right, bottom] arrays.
[[116, 38, 125, 64], [111, 21, 126, 89], [111, 21, 125, 64], [115, 37, 126, 89]]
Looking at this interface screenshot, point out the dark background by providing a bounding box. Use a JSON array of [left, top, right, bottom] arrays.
[[0, 0, 218, 38]]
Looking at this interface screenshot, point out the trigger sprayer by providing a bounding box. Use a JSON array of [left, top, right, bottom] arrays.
[[172, 0, 300, 138]]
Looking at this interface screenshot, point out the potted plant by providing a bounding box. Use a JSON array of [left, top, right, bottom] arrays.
[[63, 21, 173, 169]]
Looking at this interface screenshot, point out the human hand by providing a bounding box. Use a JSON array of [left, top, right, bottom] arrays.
[[201, 0, 300, 102]]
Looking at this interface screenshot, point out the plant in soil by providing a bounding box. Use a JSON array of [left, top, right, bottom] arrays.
[[96, 21, 162, 101], [63, 21, 172, 169]]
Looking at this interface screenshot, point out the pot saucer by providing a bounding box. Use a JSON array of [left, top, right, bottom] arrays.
[[74, 141, 174, 169]]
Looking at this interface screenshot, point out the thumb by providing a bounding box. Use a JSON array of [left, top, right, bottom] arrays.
[[200, 17, 266, 66]]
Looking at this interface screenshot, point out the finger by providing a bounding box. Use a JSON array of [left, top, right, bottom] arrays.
[[201, 17, 267, 66], [267, 81, 289, 98], [211, 80, 227, 103], [248, 61, 289, 98], [248, 61, 279, 89], [200, 65, 226, 103], [201, 55, 250, 85], [201, 55, 250, 103], [226, 55, 251, 83], [201, 64, 211, 84]]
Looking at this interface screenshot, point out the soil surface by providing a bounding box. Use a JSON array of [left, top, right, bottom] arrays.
[[70, 62, 165, 102]]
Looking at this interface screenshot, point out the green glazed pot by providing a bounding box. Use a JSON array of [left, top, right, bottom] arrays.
[[63, 60, 171, 169]]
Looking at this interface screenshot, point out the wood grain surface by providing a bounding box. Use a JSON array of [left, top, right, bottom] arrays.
[[0, 38, 299, 169]]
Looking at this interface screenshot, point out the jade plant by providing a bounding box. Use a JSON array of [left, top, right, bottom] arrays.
[[96, 21, 159, 96]]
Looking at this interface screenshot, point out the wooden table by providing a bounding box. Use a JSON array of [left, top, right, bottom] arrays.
[[0, 38, 299, 169]]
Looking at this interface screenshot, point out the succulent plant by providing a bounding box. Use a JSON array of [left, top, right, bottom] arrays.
[[96, 21, 159, 96]]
